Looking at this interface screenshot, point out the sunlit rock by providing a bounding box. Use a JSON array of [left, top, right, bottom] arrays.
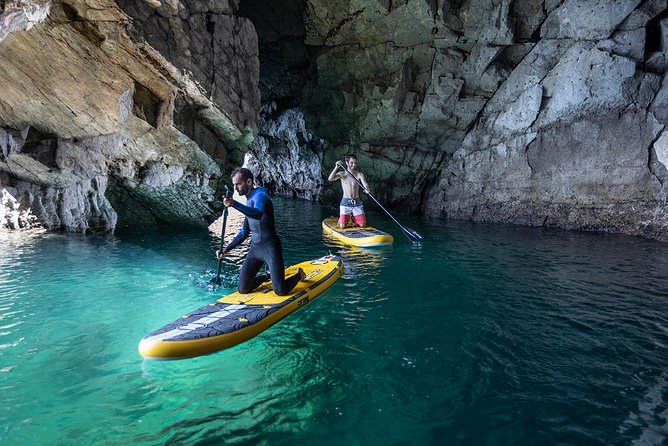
[[0, 0, 254, 232]]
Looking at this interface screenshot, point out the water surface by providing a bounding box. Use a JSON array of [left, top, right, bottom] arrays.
[[1, 197, 667, 445]]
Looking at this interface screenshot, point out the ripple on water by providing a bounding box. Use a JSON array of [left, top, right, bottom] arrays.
[[2, 211, 668, 445]]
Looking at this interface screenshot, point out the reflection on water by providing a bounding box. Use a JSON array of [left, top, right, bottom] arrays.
[[1, 199, 668, 445]]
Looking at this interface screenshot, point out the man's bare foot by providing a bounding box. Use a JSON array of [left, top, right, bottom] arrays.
[[297, 267, 306, 281]]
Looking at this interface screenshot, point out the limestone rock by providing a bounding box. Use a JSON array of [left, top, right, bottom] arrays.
[[257, 0, 668, 241], [245, 103, 324, 201], [116, 0, 260, 141], [5, 0, 668, 244], [0, 0, 254, 232]]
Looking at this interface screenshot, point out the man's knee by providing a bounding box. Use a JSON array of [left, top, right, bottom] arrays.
[[272, 284, 289, 296], [272, 279, 292, 296], [353, 214, 366, 226], [237, 283, 253, 294]]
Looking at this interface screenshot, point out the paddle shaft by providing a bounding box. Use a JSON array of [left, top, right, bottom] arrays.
[[214, 206, 229, 285], [338, 164, 422, 240]]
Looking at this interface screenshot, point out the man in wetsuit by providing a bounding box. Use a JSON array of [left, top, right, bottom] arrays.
[[216, 167, 304, 296], [327, 154, 371, 228]]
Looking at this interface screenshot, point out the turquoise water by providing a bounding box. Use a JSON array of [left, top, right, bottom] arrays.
[[1, 197, 668, 445]]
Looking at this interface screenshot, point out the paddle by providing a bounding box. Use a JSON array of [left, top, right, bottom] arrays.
[[213, 184, 233, 285], [339, 163, 423, 242]]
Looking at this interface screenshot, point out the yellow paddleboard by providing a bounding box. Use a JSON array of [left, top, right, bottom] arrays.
[[138, 255, 343, 360], [322, 217, 394, 247]]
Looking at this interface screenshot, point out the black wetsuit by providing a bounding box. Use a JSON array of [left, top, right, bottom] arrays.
[[224, 187, 301, 296]]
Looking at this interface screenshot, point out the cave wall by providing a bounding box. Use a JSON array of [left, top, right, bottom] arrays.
[[3, 0, 668, 242], [423, 0, 668, 241], [115, 0, 260, 165], [251, 0, 668, 241], [236, 0, 328, 200], [0, 0, 254, 231]]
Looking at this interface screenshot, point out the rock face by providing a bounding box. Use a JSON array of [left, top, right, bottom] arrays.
[[236, 0, 329, 200], [239, 0, 448, 211], [422, 1, 668, 241], [115, 0, 260, 161], [251, 0, 668, 241], [0, 0, 255, 232], [245, 103, 326, 200], [3, 0, 668, 243]]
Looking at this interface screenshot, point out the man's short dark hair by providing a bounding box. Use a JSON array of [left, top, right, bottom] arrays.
[[344, 154, 357, 162], [231, 167, 254, 182]]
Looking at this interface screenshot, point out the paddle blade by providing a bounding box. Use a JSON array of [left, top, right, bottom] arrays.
[[401, 226, 423, 242], [211, 259, 223, 285], [209, 273, 222, 286]]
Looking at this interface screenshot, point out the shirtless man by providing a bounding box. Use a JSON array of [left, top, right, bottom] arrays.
[[327, 154, 371, 228]]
